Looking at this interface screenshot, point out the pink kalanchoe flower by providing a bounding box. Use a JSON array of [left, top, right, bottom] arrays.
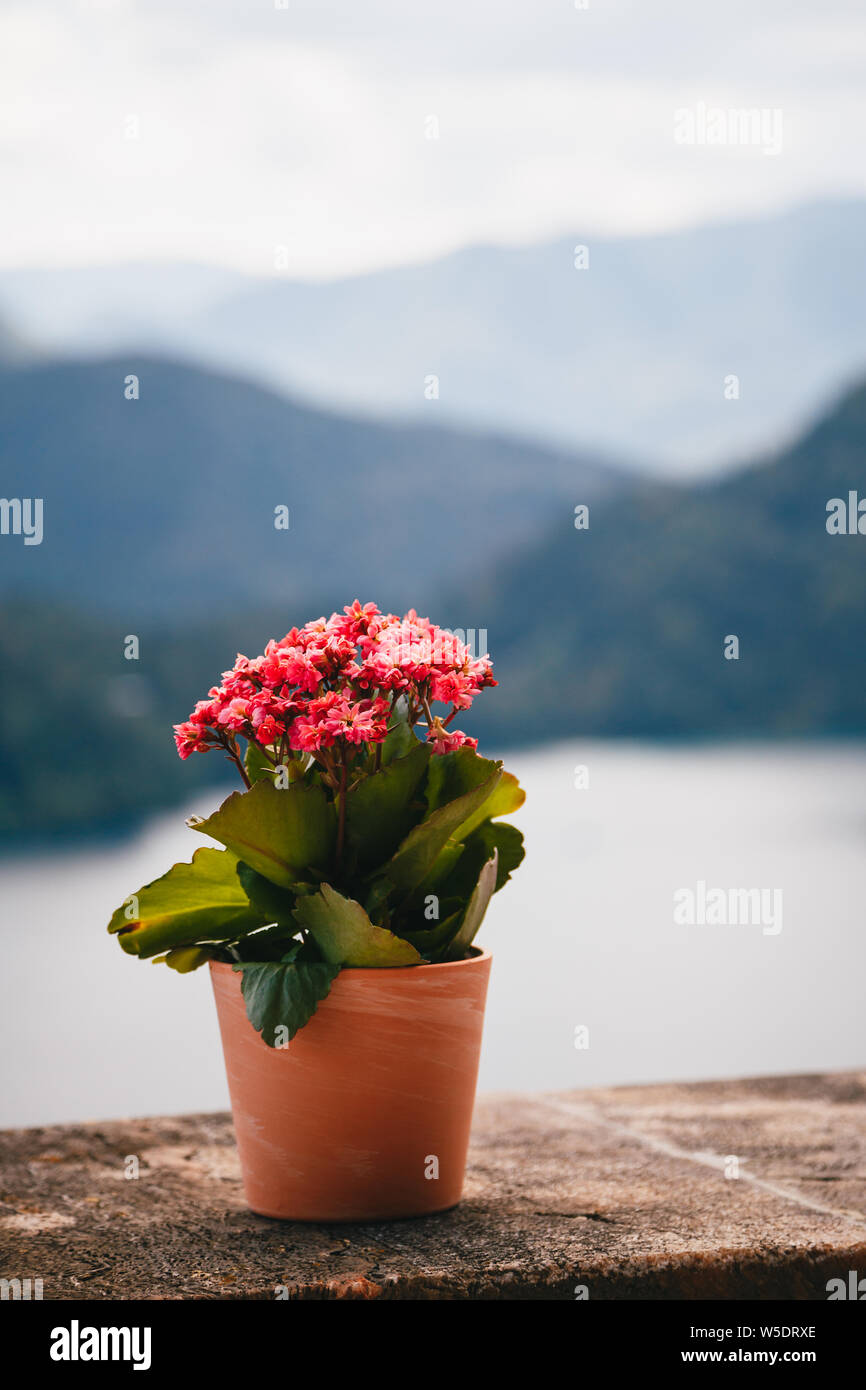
[[300, 616, 330, 642], [426, 719, 478, 756], [286, 691, 338, 752], [257, 638, 321, 694], [468, 654, 497, 689], [248, 691, 290, 744], [219, 655, 258, 699], [216, 697, 251, 732], [430, 670, 477, 710], [358, 617, 439, 689], [322, 695, 391, 745], [260, 627, 303, 659], [173, 721, 210, 759], [358, 645, 410, 692], [288, 714, 331, 753], [356, 610, 400, 655], [172, 601, 494, 767], [305, 632, 357, 680], [252, 713, 284, 746], [284, 650, 323, 693], [330, 600, 382, 640], [188, 694, 222, 728]]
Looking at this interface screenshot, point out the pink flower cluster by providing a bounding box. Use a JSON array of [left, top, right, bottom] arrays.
[[173, 602, 495, 776]]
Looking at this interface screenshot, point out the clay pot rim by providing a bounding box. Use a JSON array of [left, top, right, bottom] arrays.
[[209, 946, 491, 980]]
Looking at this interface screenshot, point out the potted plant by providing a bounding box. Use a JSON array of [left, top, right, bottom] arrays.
[[108, 601, 525, 1221]]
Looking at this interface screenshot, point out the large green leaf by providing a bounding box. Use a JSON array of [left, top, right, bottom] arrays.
[[236, 862, 298, 926], [397, 837, 465, 915], [234, 959, 339, 1047], [232, 923, 301, 963], [441, 820, 525, 898], [156, 946, 213, 973], [363, 874, 395, 921], [453, 770, 525, 841], [385, 764, 502, 897], [485, 821, 525, 890], [424, 748, 503, 813], [189, 780, 335, 889], [108, 847, 267, 958], [294, 883, 423, 966], [345, 740, 430, 872], [444, 851, 499, 960], [402, 908, 463, 961]]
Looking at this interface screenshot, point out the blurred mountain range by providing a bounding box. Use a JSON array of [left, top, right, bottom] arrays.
[[1, 353, 864, 841], [0, 354, 618, 619], [2, 200, 866, 473], [470, 377, 866, 742]]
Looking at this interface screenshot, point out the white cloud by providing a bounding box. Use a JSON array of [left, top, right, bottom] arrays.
[[0, 0, 864, 275]]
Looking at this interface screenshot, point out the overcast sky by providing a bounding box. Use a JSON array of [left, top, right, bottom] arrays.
[[1, 0, 864, 277]]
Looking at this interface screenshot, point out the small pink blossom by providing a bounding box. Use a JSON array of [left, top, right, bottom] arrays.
[[426, 720, 478, 756], [173, 721, 210, 759], [216, 697, 251, 732], [322, 696, 391, 745]]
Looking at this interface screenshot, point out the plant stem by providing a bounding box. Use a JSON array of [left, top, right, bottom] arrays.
[[220, 732, 251, 789]]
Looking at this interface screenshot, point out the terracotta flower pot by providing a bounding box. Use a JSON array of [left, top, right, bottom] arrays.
[[209, 949, 492, 1221]]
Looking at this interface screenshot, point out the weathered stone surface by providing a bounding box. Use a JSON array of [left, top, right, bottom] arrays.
[[1, 1072, 865, 1299]]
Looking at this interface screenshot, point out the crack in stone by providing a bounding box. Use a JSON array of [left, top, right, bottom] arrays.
[[538, 1096, 866, 1228]]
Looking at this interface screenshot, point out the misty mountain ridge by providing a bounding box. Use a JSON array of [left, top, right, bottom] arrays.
[[2, 367, 865, 842], [2, 200, 865, 475], [465, 376, 866, 744], [0, 353, 620, 620]]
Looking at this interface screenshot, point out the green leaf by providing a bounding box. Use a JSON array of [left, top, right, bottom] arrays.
[[400, 837, 465, 911], [442, 820, 525, 898], [236, 862, 297, 926], [245, 742, 308, 787], [402, 909, 463, 961], [233, 924, 301, 963], [424, 748, 503, 814], [386, 764, 502, 897], [234, 959, 339, 1047], [156, 946, 213, 974], [453, 769, 525, 841], [364, 874, 396, 921], [380, 698, 419, 764], [108, 847, 267, 959], [294, 883, 423, 966], [345, 740, 430, 872], [444, 851, 499, 960], [244, 740, 274, 785], [484, 821, 525, 890], [189, 780, 335, 889]]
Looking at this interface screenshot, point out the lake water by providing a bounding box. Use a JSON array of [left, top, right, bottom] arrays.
[[1, 740, 864, 1128]]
